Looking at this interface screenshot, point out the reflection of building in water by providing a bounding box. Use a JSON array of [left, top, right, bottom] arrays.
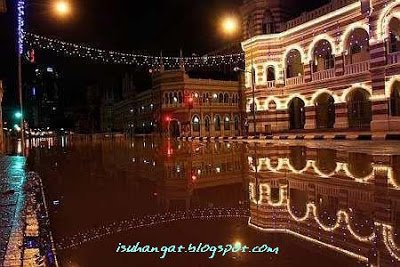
[[130, 139, 248, 211], [247, 145, 400, 266]]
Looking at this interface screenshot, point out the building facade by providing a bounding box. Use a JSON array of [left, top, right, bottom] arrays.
[[241, 0, 400, 136], [155, 69, 243, 137], [112, 69, 244, 137]]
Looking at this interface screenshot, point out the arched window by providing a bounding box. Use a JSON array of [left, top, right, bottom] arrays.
[[192, 116, 200, 132], [169, 92, 173, 104], [218, 93, 224, 103], [315, 93, 335, 129], [312, 40, 334, 72], [286, 49, 304, 78], [224, 116, 231, 131], [267, 66, 275, 81], [389, 17, 400, 53], [224, 93, 229, 103], [173, 92, 178, 104], [288, 97, 306, 130], [262, 10, 275, 34], [215, 115, 221, 131], [234, 116, 240, 131], [346, 88, 372, 128], [345, 28, 370, 64], [391, 81, 400, 116], [246, 15, 254, 38], [205, 116, 211, 132], [268, 100, 277, 111]]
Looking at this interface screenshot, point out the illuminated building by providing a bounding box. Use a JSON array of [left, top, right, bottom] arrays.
[[112, 68, 244, 137], [155, 69, 243, 137], [247, 144, 400, 266], [241, 0, 400, 136]]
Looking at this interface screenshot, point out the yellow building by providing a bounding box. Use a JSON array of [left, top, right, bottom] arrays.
[[112, 69, 244, 137], [155, 69, 244, 137]]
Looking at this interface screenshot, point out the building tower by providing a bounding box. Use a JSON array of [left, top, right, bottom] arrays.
[[241, 0, 297, 39]]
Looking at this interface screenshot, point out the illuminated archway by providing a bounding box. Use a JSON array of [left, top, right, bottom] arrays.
[[315, 93, 335, 129], [346, 88, 372, 129], [288, 97, 306, 130]]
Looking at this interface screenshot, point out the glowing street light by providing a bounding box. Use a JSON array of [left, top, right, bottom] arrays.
[[54, 1, 71, 17], [14, 111, 23, 119], [221, 16, 239, 36]]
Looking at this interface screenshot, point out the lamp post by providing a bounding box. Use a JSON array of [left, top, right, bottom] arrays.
[[16, 0, 73, 155], [234, 66, 257, 135]]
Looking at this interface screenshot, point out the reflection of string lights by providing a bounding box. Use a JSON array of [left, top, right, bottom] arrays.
[[286, 200, 375, 242], [248, 218, 369, 262], [57, 208, 249, 250], [248, 156, 394, 184], [249, 181, 376, 242], [382, 224, 400, 261], [249, 183, 287, 207]]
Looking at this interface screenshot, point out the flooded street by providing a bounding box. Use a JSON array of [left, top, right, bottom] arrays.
[[24, 137, 400, 267]]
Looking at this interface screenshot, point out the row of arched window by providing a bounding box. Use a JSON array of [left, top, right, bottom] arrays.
[[163, 91, 240, 105], [248, 83, 400, 130], [191, 115, 241, 132]]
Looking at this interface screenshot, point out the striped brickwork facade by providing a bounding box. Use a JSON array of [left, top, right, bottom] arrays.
[[241, 0, 400, 135]]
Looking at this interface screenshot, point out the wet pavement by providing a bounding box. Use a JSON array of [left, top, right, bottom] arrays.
[[14, 137, 400, 266], [0, 155, 26, 265]]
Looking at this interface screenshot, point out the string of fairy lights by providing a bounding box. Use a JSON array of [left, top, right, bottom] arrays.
[[56, 207, 249, 250], [23, 32, 245, 68], [17, 0, 244, 68]]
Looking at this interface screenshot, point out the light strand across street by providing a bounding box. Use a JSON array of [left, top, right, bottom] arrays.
[[24, 32, 245, 68]]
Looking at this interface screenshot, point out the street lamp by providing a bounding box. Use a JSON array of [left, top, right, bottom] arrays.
[[234, 66, 257, 135], [221, 16, 239, 36], [16, 1, 73, 155], [54, 1, 72, 17]]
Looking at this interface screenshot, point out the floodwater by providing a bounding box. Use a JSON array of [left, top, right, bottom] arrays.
[[25, 136, 400, 267]]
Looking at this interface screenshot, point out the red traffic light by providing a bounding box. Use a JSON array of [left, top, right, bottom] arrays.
[[165, 116, 171, 122]]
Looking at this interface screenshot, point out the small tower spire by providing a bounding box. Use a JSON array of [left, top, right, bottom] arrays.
[[160, 50, 165, 72], [179, 49, 185, 71]]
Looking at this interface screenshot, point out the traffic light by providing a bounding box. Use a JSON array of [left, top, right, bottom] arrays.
[[14, 111, 23, 120]]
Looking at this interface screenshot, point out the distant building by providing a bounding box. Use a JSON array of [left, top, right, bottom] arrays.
[[111, 69, 244, 137], [241, 0, 400, 137], [25, 66, 65, 129]]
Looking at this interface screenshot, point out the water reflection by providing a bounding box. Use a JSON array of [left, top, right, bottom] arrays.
[[24, 137, 400, 266], [248, 144, 400, 266]]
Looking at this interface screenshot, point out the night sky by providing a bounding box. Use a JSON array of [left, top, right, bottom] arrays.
[[0, 0, 327, 108]]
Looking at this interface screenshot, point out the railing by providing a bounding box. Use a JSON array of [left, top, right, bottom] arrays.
[[312, 68, 335, 82], [344, 61, 370, 75], [387, 51, 400, 64], [285, 76, 304, 86], [266, 81, 275, 88]]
